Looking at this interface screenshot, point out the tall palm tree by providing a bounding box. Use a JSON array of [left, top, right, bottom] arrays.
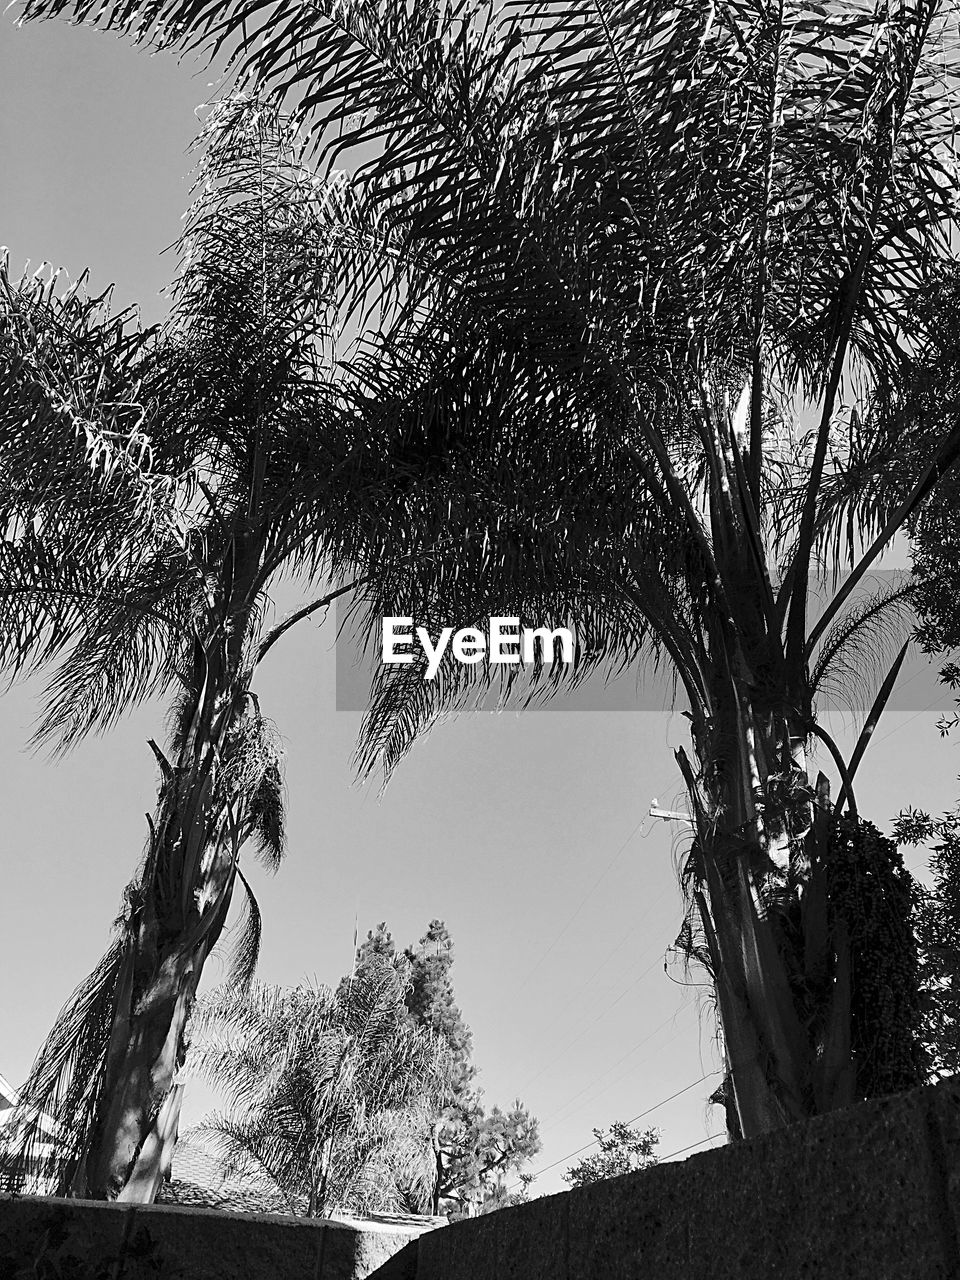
[[184, 954, 450, 1217], [14, 0, 960, 1143], [0, 97, 400, 1201]]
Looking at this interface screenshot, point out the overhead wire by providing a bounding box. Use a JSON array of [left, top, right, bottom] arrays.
[[516, 948, 671, 1093], [659, 1133, 726, 1161], [515, 893, 676, 1092], [513, 773, 685, 1096], [512, 767, 682, 994], [510, 1070, 722, 1191], [512, 815, 651, 992], [546, 1007, 696, 1127]]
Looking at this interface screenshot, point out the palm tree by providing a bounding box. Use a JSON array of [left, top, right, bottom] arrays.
[[183, 954, 450, 1217], [14, 0, 960, 1143], [0, 254, 190, 693], [0, 97, 398, 1201]]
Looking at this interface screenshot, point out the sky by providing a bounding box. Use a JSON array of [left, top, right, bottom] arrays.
[[2, 13, 960, 1201]]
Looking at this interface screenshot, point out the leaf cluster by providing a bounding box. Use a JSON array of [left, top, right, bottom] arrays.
[[185, 951, 452, 1216], [561, 1121, 660, 1189]]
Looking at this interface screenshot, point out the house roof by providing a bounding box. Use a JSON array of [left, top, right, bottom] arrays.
[[0, 1071, 19, 1112], [0, 1071, 59, 1139], [159, 1139, 445, 1233], [158, 1142, 295, 1216]]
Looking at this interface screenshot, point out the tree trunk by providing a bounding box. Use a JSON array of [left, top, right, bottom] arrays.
[[679, 691, 858, 1140], [68, 717, 244, 1199], [79, 923, 229, 1201], [62, 560, 266, 1199]]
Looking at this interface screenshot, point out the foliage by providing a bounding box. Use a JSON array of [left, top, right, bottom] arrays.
[[903, 279, 960, 660], [0, 96, 405, 1200], [896, 433, 960, 1079], [441, 1099, 541, 1219], [562, 1123, 660, 1189], [403, 920, 476, 1102], [357, 921, 540, 1216], [827, 817, 925, 1098], [0, 1219, 183, 1280], [895, 800, 960, 1079], [186, 951, 450, 1217], [12, 0, 960, 1153]]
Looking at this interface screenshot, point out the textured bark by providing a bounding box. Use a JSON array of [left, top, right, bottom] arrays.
[[84, 931, 226, 1201], [681, 686, 858, 1139], [70, 738, 241, 1200], [68, 539, 264, 1201]]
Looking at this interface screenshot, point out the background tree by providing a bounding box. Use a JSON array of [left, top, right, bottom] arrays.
[[15, 0, 960, 1150], [358, 920, 540, 1216], [437, 1099, 542, 1219], [895, 805, 960, 1079], [890, 465, 960, 1079], [893, 663, 960, 1081], [185, 951, 449, 1217], [0, 99, 399, 1202], [562, 1123, 660, 1189], [404, 921, 476, 1106]]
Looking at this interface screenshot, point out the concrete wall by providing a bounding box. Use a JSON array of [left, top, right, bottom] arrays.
[[5, 1077, 960, 1279], [0, 1194, 432, 1279], [371, 1075, 960, 1280]]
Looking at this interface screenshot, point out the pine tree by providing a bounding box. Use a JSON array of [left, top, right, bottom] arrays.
[[404, 921, 475, 1101], [358, 919, 541, 1216], [358, 922, 397, 966]]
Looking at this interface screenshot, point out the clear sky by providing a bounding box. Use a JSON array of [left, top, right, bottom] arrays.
[[2, 13, 959, 1200]]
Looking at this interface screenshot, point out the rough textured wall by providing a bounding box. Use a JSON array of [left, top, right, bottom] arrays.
[[4, 1078, 960, 1279], [371, 1076, 960, 1280], [0, 1194, 428, 1279]]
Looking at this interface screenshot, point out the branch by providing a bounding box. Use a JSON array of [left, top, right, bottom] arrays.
[[805, 416, 960, 659], [256, 579, 364, 665], [808, 723, 858, 818], [833, 640, 909, 815]]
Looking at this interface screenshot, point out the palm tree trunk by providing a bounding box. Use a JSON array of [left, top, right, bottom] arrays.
[[680, 693, 857, 1140], [79, 923, 228, 1201], [69, 723, 243, 1199], [66, 573, 262, 1199]]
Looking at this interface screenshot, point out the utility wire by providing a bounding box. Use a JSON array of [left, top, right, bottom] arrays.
[[547, 1013, 693, 1128], [512, 814, 649, 991], [527, 881, 674, 1045], [660, 1133, 726, 1161], [872, 695, 953, 746], [517, 949, 669, 1093], [513, 1071, 721, 1191], [513, 769, 680, 993]]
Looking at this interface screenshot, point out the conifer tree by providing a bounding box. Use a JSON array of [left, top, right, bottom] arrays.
[[359, 919, 540, 1215]]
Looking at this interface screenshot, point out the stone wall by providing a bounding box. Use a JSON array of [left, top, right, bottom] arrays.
[[371, 1075, 960, 1280], [0, 1194, 432, 1279], [5, 1077, 960, 1279]]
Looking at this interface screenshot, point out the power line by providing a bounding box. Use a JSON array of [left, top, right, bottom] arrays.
[[621, 1070, 720, 1129], [546, 1012, 693, 1128], [514, 1071, 721, 1191], [660, 1133, 726, 1161], [513, 770, 680, 994], [517, 949, 669, 1093], [512, 886, 677, 1095], [512, 815, 649, 991], [537, 882, 674, 1028]]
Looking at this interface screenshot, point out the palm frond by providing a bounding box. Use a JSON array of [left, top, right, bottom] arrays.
[[0, 935, 127, 1195], [186, 956, 451, 1215], [810, 576, 915, 720], [0, 253, 196, 697]]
